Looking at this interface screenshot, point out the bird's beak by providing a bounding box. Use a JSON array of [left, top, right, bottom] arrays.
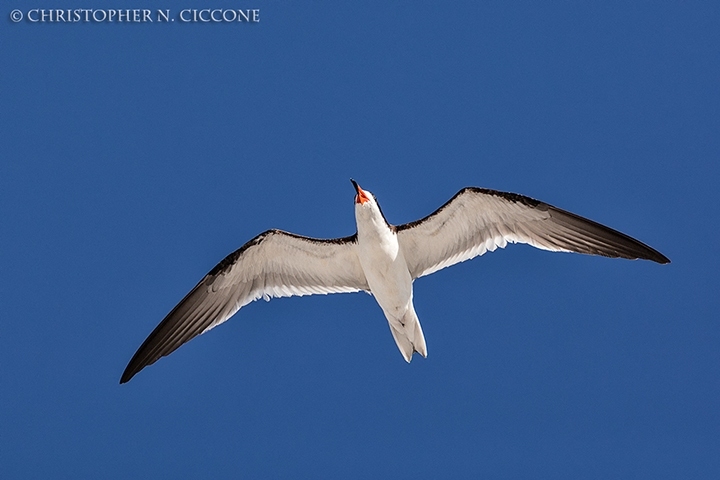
[[350, 179, 370, 205]]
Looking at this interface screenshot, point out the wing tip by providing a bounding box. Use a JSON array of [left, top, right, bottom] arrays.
[[119, 370, 133, 385], [622, 240, 669, 264], [119, 361, 143, 384], [646, 250, 671, 265]]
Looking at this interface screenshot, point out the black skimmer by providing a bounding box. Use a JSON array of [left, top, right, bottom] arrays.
[[120, 180, 669, 383]]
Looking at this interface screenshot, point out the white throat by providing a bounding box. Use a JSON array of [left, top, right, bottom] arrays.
[[355, 198, 391, 237]]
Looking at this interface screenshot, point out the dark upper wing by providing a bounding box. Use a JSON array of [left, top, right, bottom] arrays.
[[121, 229, 368, 383], [397, 187, 669, 279]]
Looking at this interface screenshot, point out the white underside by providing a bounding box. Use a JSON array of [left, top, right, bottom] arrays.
[[355, 203, 427, 361]]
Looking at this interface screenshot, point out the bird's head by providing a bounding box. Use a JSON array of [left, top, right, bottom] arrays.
[[351, 179, 392, 231], [351, 179, 374, 207], [350, 178, 373, 205]]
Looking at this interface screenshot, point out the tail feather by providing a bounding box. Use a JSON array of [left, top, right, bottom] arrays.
[[387, 303, 427, 362]]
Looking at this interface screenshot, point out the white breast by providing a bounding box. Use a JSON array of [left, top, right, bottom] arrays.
[[355, 203, 413, 317]]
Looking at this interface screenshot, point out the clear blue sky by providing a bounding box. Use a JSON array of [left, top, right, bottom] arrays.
[[1, 1, 718, 478]]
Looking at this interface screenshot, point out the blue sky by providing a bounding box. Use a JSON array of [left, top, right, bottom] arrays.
[[1, 1, 718, 477]]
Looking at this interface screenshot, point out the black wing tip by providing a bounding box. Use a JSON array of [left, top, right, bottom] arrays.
[[623, 248, 669, 264], [119, 368, 135, 384], [543, 204, 669, 265], [585, 232, 671, 265], [120, 358, 146, 384], [645, 250, 671, 264]]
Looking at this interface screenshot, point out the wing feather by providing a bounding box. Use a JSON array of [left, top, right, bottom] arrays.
[[397, 187, 669, 279], [121, 229, 368, 383]]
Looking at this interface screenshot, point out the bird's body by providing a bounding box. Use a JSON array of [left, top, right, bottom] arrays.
[[354, 187, 426, 360], [121, 180, 669, 383]]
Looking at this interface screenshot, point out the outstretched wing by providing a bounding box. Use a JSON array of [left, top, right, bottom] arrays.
[[397, 187, 669, 279], [121, 229, 368, 383]]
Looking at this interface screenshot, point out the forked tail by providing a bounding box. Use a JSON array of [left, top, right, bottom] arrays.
[[387, 303, 427, 362]]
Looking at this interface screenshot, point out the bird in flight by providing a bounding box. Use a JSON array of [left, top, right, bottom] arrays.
[[120, 180, 669, 383]]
